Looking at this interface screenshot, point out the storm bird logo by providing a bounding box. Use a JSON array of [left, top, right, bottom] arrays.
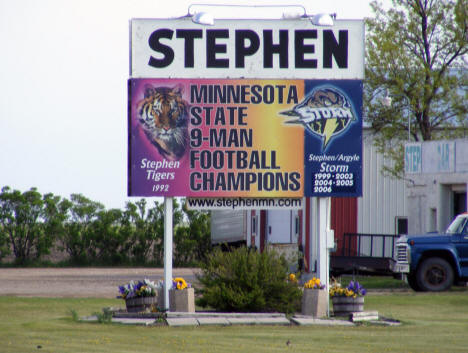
[[281, 87, 356, 150]]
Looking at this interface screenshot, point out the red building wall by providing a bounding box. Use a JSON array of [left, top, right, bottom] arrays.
[[331, 197, 358, 255]]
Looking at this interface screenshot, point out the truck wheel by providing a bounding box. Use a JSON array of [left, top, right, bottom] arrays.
[[416, 257, 454, 292], [406, 273, 422, 291]]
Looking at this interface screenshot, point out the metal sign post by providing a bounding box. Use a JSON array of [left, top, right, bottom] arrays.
[[310, 197, 333, 313], [163, 197, 173, 310]]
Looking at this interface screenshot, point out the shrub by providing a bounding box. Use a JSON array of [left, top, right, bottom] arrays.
[[196, 247, 302, 314]]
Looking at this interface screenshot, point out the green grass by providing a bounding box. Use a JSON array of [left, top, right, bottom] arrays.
[[1, 292, 468, 353], [337, 275, 410, 289]]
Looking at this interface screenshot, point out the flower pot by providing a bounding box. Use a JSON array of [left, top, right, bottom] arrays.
[[169, 287, 195, 312], [331, 296, 364, 316], [157, 287, 165, 309], [301, 289, 328, 318], [125, 296, 158, 313]]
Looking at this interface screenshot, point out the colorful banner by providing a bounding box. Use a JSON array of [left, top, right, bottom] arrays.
[[128, 79, 362, 197]]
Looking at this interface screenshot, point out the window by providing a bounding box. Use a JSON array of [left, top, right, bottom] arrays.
[[429, 208, 437, 232], [396, 217, 408, 235], [251, 215, 257, 235]]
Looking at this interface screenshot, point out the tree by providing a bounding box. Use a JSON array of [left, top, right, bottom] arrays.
[[60, 193, 104, 264], [0, 226, 9, 261], [365, 0, 468, 176], [174, 202, 211, 265], [150, 198, 184, 265], [42, 192, 70, 257], [121, 199, 158, 264], [0, 187, 57, 264], [91, 208, 128, 264]]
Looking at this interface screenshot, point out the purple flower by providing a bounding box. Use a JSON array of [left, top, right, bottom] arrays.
[[346, 280, 366, 296]]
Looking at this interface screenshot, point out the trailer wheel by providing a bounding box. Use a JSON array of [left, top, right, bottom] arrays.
[[416, 257, 454, 292], [406, 273, 422, 291]]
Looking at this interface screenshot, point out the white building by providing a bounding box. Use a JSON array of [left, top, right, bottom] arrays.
[[405, 139, 468, 234]]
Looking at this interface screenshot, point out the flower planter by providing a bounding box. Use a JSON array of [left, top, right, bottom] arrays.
[[169, 287, 195, 312], [301, 289, 328, 318], [157, 287, 165, 309], [125, 296, 158, 313], [331, 296, 364, 316]]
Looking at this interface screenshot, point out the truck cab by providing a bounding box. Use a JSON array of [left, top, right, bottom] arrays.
[[394, 213, 468, 291]]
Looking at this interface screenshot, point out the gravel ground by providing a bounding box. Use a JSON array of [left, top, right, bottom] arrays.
[[0, 268, 200, 298]]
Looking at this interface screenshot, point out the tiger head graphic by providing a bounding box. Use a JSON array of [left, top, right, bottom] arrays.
[[281, 87, 357, 151], [136, 84, 189, 160]]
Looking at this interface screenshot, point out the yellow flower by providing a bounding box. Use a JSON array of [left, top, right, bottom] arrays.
[[173, 277, 187, 290], [304, 277, 323, 289]]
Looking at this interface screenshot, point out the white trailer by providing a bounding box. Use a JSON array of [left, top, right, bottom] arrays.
[[210, 210, 247, 245]]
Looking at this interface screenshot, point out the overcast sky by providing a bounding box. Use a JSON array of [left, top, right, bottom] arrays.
[[0, 0, 384, 210]]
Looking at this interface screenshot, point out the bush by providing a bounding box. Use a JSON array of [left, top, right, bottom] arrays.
[[196, 247, 301, 314]]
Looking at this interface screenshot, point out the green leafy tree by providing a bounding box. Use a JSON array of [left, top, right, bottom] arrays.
[[41, 192, 70, 259], [365, 0, 468, 176], [0, 227, 9, 261], [151, 199, 183, 265], [60, 193, 104, 264], [44, 192, 70, 229], [91, 208, 128, 264], [121, 199, 158, 264], [0, 188, 13, 261], [0, 187, 56, 264], [174, 202, 211, 266]]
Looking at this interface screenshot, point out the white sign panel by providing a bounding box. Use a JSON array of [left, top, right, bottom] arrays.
[[186, 197, 303, 210], [131, 18, 364, 79]]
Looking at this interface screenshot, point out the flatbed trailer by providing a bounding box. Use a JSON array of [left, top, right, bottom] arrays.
[[331, 232, 399, 276]]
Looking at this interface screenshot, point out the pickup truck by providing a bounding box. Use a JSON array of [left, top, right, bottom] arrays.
[[394, 213, 468, 291]]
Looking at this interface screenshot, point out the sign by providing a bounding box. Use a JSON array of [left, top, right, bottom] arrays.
[[301, 80, 362, 197], [405, 141, 457, 174], [128, 18, 364, 199], [131, 18, 364, 79], [128, 78, 362, 197], [186, 197, 303, 210]]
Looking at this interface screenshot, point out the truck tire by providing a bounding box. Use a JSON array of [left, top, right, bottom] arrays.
[[416, 257, 454, 292], [406, 273, 422, 291]]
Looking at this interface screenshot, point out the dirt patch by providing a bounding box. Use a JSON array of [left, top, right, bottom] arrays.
[[0, 268, 200, 298]]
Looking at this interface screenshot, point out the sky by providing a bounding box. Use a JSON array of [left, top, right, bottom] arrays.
[[0, 0, 385, 210]]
